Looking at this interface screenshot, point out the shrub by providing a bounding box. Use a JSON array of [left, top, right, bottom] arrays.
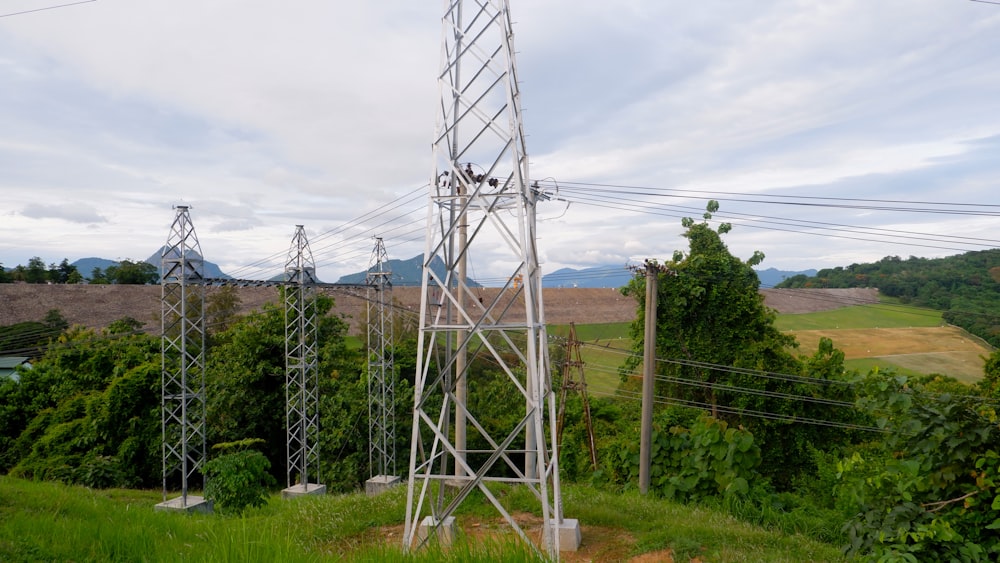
[[202, 439, 276, 514]]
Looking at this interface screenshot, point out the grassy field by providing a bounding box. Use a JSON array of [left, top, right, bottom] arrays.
[[773, 302, 944, 331], [548, 299, 994, 389], [550, 323, 633, 395], [0, 476, 845, 562], [779, 301, 992, 383]]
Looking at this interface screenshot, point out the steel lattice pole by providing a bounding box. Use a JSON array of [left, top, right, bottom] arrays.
[[284, 225, 320, 490], [403, 0, 563, 557], [160, 205, 207, 507], [367, 237, 395, 479]]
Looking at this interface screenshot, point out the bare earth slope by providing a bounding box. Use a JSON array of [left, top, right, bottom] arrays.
[[0, 285, 873, 335]]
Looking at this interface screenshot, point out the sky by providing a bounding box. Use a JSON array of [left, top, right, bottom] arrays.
[[2, 0, 999, 284]]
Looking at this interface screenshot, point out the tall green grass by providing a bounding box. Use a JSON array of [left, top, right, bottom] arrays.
[[1, 476, 845, 562]]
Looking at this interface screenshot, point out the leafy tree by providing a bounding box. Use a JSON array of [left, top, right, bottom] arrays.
[[24, 257, 47, 284], [205, 302, 288, 481], [621, 202, 863, 489], [47, 259, 82, 284], [205, 286, 242, 334], [205, 291, 369, 489], [89, 267, 109, 284], [105, 259, 158, 284], [0, 262, 10, 283]]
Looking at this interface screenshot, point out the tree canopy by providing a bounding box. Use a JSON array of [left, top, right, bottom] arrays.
[[621, 202, 865, 488]]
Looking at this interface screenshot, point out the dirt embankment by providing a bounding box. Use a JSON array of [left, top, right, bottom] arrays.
[[0, 285, 637, 335], [760, 287, 879, 314], [0, 285, 872, 335]]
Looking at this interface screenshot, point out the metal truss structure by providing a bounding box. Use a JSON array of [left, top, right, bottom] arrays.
[[403, 0, 563, 556], [366, 237, 395, 479], [160, 205, 207, 506], [556, 323, 598, 472], [284, 226, 321, 490]]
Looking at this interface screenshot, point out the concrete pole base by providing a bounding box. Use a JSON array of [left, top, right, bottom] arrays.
[[154, 495, 214, 514], [417, 515, 456, 546], [365, 475, 401, 496], [281, 483, 327, 499], [553, 518, 582, 551]]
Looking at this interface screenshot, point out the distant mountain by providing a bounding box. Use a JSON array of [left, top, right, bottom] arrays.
[[70, 251, 231, 280], [542, 265, 633, 288], [336, 254, 480, 287], [539, 264, 818, 289], [72, 257, 118, 278], [755, 267, 817, 288], [145, 249, 230, 279]]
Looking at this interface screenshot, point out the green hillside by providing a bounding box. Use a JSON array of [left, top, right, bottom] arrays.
[[776, 249, 1000, 347]]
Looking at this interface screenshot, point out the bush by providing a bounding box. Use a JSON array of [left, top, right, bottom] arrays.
[[202, 439, 276, 514]]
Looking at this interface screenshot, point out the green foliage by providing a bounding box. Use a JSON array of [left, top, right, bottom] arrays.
[[205, 292, 375, 490], [103, 259, 158, 284], [977, 348, 1000, 399], [838, 371, 1000, 560], [0, 324, 161, 486], [203, 439, 277, 514], [645, 415, 761, 502], [1, 257, 81, 284]]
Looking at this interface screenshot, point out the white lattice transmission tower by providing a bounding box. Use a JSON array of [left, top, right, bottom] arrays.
[[403, 0, 564, 556], [367, 237, 396, 480], [284, 225, 321, 492], [160, 205, 207, 507]]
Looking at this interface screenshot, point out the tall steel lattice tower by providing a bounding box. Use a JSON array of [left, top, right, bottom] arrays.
[[283, 225, 324, 497], [159, 205, 208, 510], [366, 237, 397, 486], [403, 0, 571, 556]]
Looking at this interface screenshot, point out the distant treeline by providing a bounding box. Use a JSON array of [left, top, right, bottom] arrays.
[[776, 249, 1000, 347], [0, 257, 156, 285]]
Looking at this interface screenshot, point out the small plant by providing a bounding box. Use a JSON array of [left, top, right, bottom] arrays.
[[202, 438, 276, 514]]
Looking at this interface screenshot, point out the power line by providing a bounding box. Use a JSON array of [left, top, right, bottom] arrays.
[[593, 388, 887, 433], [0, 0, 95, 19], [545, 180, 1000, 213]]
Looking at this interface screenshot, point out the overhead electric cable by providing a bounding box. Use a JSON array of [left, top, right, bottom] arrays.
[[0, 0, 95, 19]]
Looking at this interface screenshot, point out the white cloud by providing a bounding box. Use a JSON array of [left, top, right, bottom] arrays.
[[1, 0, 999, 280]]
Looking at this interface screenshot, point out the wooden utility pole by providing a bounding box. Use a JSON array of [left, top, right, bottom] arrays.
[[639, 261, 660, 495], [556, 322, 598, 471]]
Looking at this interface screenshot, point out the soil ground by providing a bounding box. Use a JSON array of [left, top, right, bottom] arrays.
[[0, 285, 870, 335], [374, 513, 676, 563]]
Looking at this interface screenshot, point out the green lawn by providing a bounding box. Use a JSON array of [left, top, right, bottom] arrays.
[[774, 302, 943, 331], [0, 476, 845, 562], [843, 357, 925, 378]]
